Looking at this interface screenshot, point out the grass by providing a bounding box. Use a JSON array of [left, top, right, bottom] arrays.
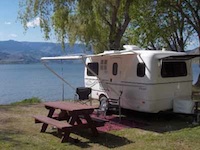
[[0, 100, 200, 150]]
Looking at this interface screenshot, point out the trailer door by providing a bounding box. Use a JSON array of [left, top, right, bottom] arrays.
[[107, 57, 122, 99]]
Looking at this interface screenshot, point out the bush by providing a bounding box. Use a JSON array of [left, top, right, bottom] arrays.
[[11, 97, 42, 105]]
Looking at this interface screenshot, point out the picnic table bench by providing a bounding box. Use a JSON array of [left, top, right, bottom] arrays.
[[33, 101, 107, 142]]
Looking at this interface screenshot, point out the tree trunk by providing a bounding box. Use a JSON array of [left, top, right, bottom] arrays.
[[108, 0, 132, 50]]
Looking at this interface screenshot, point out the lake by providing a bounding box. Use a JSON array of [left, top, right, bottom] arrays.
[[0, 63, 200, 105], [0, 63, 84, 104]]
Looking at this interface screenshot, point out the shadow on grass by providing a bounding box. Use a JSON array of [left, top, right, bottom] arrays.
[[0, 129, 33, 147], [49, 129, 133, 149], [45, 109, 196, 148]]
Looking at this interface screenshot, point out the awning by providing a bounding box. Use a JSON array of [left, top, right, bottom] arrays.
[[41, 54, 86, 60], [41, 50, 136, 61], [159, 54, 200, 61]]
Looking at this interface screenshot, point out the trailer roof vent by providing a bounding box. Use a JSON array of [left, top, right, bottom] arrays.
[[123, 45, 140, 51]]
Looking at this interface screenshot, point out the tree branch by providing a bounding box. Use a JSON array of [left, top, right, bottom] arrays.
[[99, 12, 112, 27], [173, 1, 199, 34]]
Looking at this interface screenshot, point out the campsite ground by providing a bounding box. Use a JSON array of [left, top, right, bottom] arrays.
[[0, 101, 200, 150]]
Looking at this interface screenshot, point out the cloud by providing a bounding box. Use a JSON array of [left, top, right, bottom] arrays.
[[4, 21, 11, 25], [9, 34, 17, 38], [27, 17, 40, 28]]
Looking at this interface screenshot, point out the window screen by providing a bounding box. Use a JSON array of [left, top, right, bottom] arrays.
[[161, 61, 187, 77], [87, 62, 99, 76], [100, 60, 108, 71], [137, 63, 145, 77]]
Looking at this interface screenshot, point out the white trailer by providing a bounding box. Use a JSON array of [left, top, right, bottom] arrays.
[[84, 46, 199, 114], [41, 45, 199, 114]]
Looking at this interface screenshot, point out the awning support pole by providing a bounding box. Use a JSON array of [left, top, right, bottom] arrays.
[[42, 61, 76, 91]]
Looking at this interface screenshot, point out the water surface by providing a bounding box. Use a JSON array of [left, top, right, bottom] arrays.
[[0, 63, 200, 104], [0, 63, 84, 104]]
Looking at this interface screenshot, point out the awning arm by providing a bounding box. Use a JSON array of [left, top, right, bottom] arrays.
[[41, 61, 76, 91]]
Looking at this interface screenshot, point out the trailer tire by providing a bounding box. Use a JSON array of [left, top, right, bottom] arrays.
[[99, 95, 108, 112]]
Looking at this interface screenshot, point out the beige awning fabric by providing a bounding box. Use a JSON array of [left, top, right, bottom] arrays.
[[41, 55, 86, 60], [158, 54, 200, 61]]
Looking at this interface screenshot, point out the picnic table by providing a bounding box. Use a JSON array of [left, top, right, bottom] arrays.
[[33, 101, 105, 142]]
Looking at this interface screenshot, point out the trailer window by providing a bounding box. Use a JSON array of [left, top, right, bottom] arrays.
[[87, 62, 99, 76], [161, 62, 187, 77], [100, 60, 107, 71], [137, 63, 145, 77], [112, 63, 118, 75]]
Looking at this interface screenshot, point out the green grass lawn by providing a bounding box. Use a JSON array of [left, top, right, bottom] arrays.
[[0, 100, 200, 150]]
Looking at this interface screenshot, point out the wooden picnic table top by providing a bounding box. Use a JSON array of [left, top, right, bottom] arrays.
[[34, 101, 103, 142], [44, 101, 98, 113]]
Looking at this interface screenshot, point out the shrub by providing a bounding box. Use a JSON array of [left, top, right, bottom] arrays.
[[11, 97, 42, 105]]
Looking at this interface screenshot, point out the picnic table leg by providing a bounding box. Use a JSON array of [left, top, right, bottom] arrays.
[[84, 115, 99, 136], [58, 110, 70, 121], [68, 115, 82, 125], [41, 108, 55, 132], [75, 117, 82, 125], [41, 123, 48, 133], [61, 131, 70, 143], [62, 115, 83, 142]]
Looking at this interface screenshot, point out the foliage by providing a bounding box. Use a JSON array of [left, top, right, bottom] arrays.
[[18, 0, 199, 53], [129, 0, 195, 51], [19, 0, 137, 53], [168, 0, 200, 48], [10, 97, 41, 105]]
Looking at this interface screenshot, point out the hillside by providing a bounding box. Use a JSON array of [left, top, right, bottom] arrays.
[[0, 40, 88, 64]]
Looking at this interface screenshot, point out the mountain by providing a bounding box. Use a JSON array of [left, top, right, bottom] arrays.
[[0, 40, 89, 64]]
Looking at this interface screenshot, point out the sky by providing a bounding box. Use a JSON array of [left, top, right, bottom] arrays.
[[0, 0, 56, 43], [0, 0, 199, 50]]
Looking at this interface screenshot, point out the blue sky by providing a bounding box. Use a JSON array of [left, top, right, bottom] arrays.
[[0, 0, 199, 50], [0, 0, 56, 43]]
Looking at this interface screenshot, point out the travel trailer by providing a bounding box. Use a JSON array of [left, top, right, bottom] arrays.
[[41, 45, 199, 114]]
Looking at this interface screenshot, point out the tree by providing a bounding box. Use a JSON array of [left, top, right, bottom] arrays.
[[127, 0, 169, 50], [19, 0, 198, 53], [168, 0, 200, 50], [159, 1, 194, 52], [19, 0, 137, 53], [129, 0, 194, 51]]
